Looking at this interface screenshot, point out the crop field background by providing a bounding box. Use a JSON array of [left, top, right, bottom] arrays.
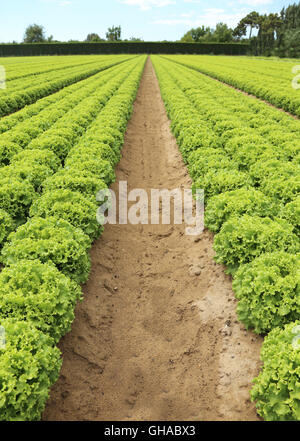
[[0, 53, 299, 422], [162, 55, 300, 117]]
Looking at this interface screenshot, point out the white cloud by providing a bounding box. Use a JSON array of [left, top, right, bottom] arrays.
[[120, 0, 175, 10], [153, 7, 248, 28], [238, 0, 273, 4], [153, 19, 190, 24], [40, 0, 72, 5], [184, 0, 273, 4], [180, 11, 195, 18]]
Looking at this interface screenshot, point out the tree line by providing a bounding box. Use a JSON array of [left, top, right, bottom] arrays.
[[233, 3, 300, 57], [22, 24, 143, 44], [180, 2, 300, 57]]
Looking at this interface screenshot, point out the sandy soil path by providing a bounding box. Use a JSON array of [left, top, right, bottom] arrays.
[[43, 58, 262, 421]]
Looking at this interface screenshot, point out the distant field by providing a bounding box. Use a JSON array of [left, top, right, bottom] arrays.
[[163, 55, 300, 117], [0, 55, 117, 80], [0, 55, 135, 116]]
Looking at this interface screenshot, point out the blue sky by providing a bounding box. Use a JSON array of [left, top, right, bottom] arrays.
[[0, 0, 294, 42]]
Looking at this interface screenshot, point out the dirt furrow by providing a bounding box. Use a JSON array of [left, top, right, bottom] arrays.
[[43, 58, 262, 422]]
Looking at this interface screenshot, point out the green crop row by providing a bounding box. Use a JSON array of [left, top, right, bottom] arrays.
[[0, 55, 146, 421], [0, 59, 136, 135], [163, 55, 300, 118], [151, 55, 300, 421], [2, 55, 115, 82], [0, 59, 139, 166], [1, 55, 128, 94], [0, 57, 140, 245], [0, 55, 133, 117]]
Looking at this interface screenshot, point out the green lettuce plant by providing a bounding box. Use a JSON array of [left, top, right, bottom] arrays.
[[11, 149, 61, 173], [0, 141, 21, 167], [193, 169, 251, 200], [64, 158, 115, 185], [0, 318, 61, 421], [251, 321, 300, 421], [0, 260, 82, 342], [1, 163, 53, 192], [1, 217, 91, 284], [28, 134, 72, 161], [30, 190, 102, 240], [0, 176, 36, 221], [280, 197, 300, 236], [0, 209, 14, 249], [213, 215, 299, 273], [205, 189, 278, 232], [42, 169, 107, 201], [233, 252, 300, 334]]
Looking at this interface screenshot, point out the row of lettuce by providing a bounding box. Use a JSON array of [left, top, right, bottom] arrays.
[[0, 59, 131, 136], [0, 58, 139, 165], [0, 55, 133, 117], [151, 55, 300, 421], [2, 55, 112, 82], [163, 55, 300, 118], [0, 55, 147, 421]]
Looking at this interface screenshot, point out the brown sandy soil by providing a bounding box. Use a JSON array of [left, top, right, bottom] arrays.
[[43, 58, 263, 422]]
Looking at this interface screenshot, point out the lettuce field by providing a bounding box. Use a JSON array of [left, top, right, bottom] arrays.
[[0, 54, 299, 421]]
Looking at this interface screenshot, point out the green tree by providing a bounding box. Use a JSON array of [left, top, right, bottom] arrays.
[[234, 9, 287, 55], [256, 13, 283, 55], [86, 33, 102, 42], [233, 11, 260, 38], [106, 26, 121, 41], [23, 24, 46, 43], [277, 2, 300, 55], [180, 32, 194, 43], [181, 26, 212, 42], [281, 27, 300, 57], [213, 22, 234, 42]]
